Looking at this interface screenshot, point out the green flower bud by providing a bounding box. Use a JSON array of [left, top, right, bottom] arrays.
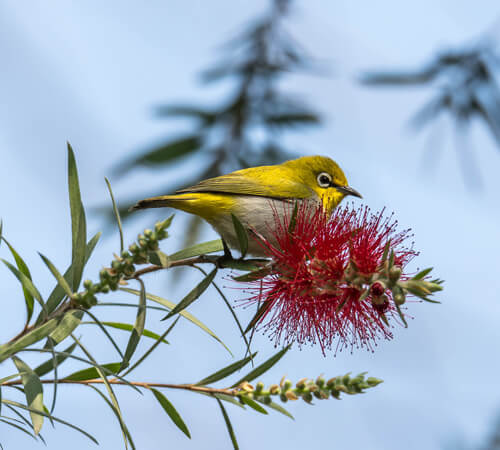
[[269, 384, 280, 395], [302, 392, 313, 403], [316, 376, 325, 387], [261, 396, 272, 405], [83, 279, 93, 290], [296, 378, 308, 389], [283, 379, 292, 391], [366, 377, 383, 387], [389, 265, 402, 282], [255, 382, 264, 394], [280, 393, 288, 403]]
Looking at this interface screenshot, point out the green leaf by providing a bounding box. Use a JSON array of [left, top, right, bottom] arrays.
[[67, 143, 87, 291], [120, 279, 147, 371], [232, 345, 290, 387], [121, 288, 232, 356], [82, 322, 169, 344], [150, 388, 191, 438], [64, 362, 121, 381], [2, 399, 98, 444], [2, 238, 34, 323], [46, 310, 83, 346], [233, 266, 272, 282], [239, 396, 267, 414], [43, 232, 101, 319], [262, 400, 294, 419], [105, 177, 124, 253], [413, 267, 433, 280], [169, 239, 223, 261], [220, 258, 268, 271], [0, 417, 37, 440], [231, 214, 248, 258], [115, 135, 202, 174], [216, 398, 239, 450], [244, 301, 272, 334], [38, 253, 73, 298], [11, 357, 44, 434], [148, 250, 169, 267], [196, 353, 257, 386], [34, 343, 77, 377], [163, 268, 217, 320], [1, 259, 45, 313], [0, 319, 59, 363], [121, 317, 179, 378], [81, 310, 124, 359], [85, 384, 134, 448]]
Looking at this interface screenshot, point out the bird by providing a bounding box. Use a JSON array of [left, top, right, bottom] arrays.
[[131, 155, 361, 256]]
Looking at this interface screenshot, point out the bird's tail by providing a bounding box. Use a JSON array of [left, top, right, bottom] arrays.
[[130, 195, 177, 211]]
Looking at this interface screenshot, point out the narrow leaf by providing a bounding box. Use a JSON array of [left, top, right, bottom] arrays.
[[233, 266, 272, 282], [120, 279, 146, 370], [11, 357, 44, 434], [64, 362, 121, 381], [38, 253, 73, 298], [2, 238, 34, 323], [43, 232, 100, 319], [46, 310, 83, 346], [151, 389, 191, 438], [196, 353, 257, 386], [2, 399, 98, 444], [120, 288, 232, 355], [163, 268, 217, 320], [105, 177, 124, 253], [244, 301, 272, 334], [34, 343, 77, 377], [86, 385, 134, 448], [239, 396, 267, 414], [232, 345, 290, 387], [67, 143, 87, 291], [231, 214, 248, 257], [82, 322, 168, 344], [413, 267, 433, 280], [1, 259, 45, 312], [216, 398, 239, 450], [0, 319, 59, 363], [263, 400, 294, 420], [169, 239, 223, 261]]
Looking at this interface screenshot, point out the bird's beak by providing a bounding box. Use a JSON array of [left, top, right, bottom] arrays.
[[335, 185, 362, 199]]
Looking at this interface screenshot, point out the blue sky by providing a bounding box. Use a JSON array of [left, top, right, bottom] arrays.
[[1, 1, 500, 449]]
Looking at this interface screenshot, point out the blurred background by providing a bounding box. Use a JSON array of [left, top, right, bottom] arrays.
[[1, 1, 500, 449]]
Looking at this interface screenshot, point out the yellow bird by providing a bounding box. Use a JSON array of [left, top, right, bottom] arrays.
[[131, 155, 361, 256]]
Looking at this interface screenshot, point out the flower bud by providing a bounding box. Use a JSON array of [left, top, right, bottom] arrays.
[[280, 393, 288, 403], [283, 379, 292, 391], [389, 265, 402, 282], [296, 378, 308, 389], [261, 396, 272, 405], [83, 279, 93, 290], [316, 376, 325, 387], [255, 382, 264, 394], [302, 392, 313, 403], [370, 282, 385, 297], [269, 384, 280, 395], [285, 391, 298, 401]]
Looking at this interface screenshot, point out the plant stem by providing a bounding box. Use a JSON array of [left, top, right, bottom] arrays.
[[1, 378, 239, 396]]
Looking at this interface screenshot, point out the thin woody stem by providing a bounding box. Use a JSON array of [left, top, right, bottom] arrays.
[[2, 378, 239, 396]]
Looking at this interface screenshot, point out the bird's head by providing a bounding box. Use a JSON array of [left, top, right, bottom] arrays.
[[284, 155, 362, 215]]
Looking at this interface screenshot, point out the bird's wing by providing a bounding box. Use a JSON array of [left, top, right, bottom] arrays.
[[176, 166, 313, 199]]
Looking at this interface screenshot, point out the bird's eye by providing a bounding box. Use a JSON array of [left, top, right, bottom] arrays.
[[317, 172, 332, 188]]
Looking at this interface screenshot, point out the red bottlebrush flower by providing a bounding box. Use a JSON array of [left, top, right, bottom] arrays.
[[242, 202, 418, 354]]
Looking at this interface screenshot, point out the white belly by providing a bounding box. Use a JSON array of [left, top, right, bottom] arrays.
[[206, 195, 320, 256]]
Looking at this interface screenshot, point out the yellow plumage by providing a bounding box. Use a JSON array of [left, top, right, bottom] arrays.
[[132, 155, 361, 255]]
